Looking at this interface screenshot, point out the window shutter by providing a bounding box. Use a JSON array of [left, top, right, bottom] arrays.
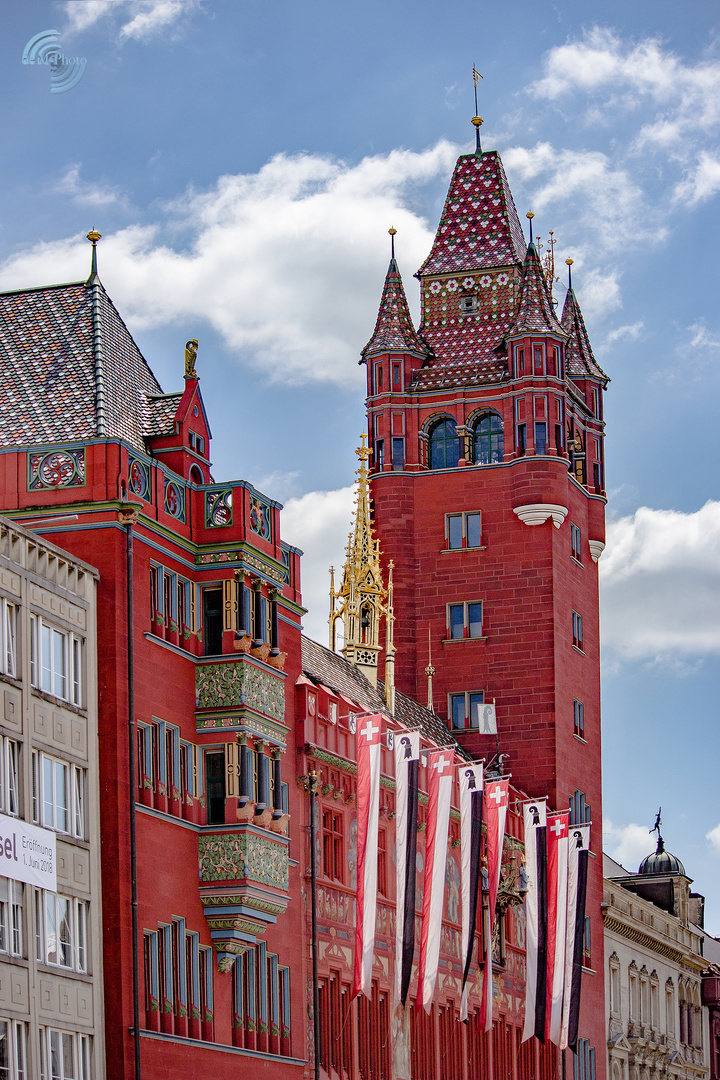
[[225, 741, 240, 798], [223, 579, 237, 633]]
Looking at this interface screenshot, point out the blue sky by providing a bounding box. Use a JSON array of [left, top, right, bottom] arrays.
[[2, 0, 720, 926]]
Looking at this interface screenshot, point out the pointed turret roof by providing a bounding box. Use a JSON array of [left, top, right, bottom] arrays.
[[362, 258, 427, 360], [561, 287, 609, 383], [417, 151, 526, 277], [507, 243, 566, 338]]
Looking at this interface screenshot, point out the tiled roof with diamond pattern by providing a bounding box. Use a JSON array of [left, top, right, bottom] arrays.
[[417, 151, 526, 277], [507, 243, 565, 338], [561, 288, 609, 383], [361, 259, 428, 360]]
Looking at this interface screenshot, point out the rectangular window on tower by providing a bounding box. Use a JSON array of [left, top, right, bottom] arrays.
[[449, 691, 484, 731], [446, 601, 483, 640], [374, 440, 384, 471], [569, 789, 591, 826], [322, 810, 343, 883], [574, 700, 585, 739], [392, 438, 404, 471], [534, 422, 547, 456], [392, 361, 402, 389], [515, 347, 525, 377], [445, 511, 481, 550], [571, 523, 582, 562], [516, 424, 526, 456], [374, 364, 384, 394], [533, 344, 544, 375], [572, 611, 584, 651]]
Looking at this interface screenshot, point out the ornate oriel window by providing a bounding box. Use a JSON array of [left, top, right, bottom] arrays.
[[472, 411, 504, 465], [428, 418, 460, 470]]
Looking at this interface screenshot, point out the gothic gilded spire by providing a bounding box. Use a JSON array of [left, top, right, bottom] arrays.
[[329, 435, 395, 702]]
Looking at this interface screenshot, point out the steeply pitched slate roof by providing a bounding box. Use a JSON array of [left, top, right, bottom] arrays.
[[561, 288, 609, 383], [361, 259, 428, 360], [301, 635, 462, 753], [0, 279, 166, 452], [417, 151, 526, 277], [507, 244, 565, 338], [409, 329, 510, 392]]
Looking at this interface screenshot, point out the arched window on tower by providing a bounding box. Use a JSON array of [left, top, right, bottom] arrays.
[[472, 411, 504, 465], [428, 418, 459, 470]]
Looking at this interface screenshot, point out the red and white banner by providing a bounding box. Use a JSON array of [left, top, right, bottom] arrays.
[[394, 729, 420, 1007], [459, 762, 484, 1021], [352, 713, 383, 1000], [546, 812, 569, 1045], [479, 777, 509, 1030], [416, 748, 454, 1013]]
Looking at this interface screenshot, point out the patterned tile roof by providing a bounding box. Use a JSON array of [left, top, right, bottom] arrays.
[[145, 393, 183, 437], [417, 151, 526, 277], [361, 258, 428, 360], [507, 243, 565, 338], [301, 635, 460, 752], [0, 279, 169, 452], [561, 287, 609, 383]]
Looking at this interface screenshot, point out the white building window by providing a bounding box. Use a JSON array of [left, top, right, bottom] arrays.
[[0, 879, 23, 958], [0, 1018, 27, 1080], [35, 891, 88, 974], [0, 601, 17, 679], [32, 752, 85, 839], [30, 617, 83, 707], [38, 1028, 91, 1080], [0, 739, 19, 818]]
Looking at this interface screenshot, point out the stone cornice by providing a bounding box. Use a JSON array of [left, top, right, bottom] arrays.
[[603, 913, 705, 972]]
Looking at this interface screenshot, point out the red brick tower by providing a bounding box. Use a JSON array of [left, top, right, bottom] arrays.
[[363, 128, 609, 1072]]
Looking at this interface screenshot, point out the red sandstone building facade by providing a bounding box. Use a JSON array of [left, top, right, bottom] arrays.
[[0, 122, 609, 1080]]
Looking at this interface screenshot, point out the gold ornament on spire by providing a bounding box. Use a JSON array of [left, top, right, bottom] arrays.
[[184, 339, 198, 379], [329, 435, 395, 702]]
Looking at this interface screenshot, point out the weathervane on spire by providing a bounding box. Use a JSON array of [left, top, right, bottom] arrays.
[[526, 211, 534, 244], [651, 807, 663, 842], [566, 257, 574, 290], [472, 65, 483, 153], [388, 227, 397, 260]]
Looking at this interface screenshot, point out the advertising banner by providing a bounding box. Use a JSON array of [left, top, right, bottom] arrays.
[[0, 813, 57, 892]]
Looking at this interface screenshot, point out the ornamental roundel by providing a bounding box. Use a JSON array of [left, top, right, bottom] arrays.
[[497, 273, 509, 286], [164, 479, 186, 522], [249, 496, 271, 542], [446, 280, 458, 292], [480, 275, 492, 288], [205, 489, 233, 528], [463, 276, 475, 289], [429, 281, 441, 294], [128, 458, 150, 500], [28, 448, 85, 491]]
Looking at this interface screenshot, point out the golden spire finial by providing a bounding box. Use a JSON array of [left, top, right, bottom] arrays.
[[388, 227, 397, 259], [472, 66, 483, 152], [566, 257, 574, 289], [329, 437, 393, 689], [86, 229, 102, 281], [526, 211, 534, 245]]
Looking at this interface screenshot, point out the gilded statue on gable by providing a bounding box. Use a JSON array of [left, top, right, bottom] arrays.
[[184, 339, 198, 379]]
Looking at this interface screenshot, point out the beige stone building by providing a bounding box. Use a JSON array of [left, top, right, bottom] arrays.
[[604, 838, 709, 1080], [0, 515, 103, 1079]]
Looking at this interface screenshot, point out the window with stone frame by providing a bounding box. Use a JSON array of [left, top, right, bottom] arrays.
[[428, 418, 460, 470]]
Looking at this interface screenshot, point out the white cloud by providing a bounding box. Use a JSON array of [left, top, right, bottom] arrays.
[[604, 819, 656, 870], [0, 143, 458, 386], [604, 320, 644, 347], [707, 823, 720, 855], [600, 501, 720, 663], [280, 486, 355, 644], [531, 27, 720, 151], [503, 142, 659, 253], [54, 164, 126, 208], [63, 0, 201, 42], [673, 152, 720, 207]]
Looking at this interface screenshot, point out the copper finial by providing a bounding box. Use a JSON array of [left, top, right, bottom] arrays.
[[388, 227, 397, 259]]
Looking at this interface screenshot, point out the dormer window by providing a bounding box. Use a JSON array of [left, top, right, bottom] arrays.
[[459, 295, 478, 314], [189, 432, 205, 455]]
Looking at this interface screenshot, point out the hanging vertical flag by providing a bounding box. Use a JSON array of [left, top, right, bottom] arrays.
[[394, 729, 420, 1007], [416, 748, 454, 1013], [352, 713, 384, 1000], [459, 762, 484, 1021], [479, 777, 509, 1030], [546, 812, 569, 1045], [561, 823, 590, 1051], [522, 799, 548, 1043]]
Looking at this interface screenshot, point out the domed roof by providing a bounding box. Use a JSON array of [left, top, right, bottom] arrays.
[[638, 837, 685, 877]]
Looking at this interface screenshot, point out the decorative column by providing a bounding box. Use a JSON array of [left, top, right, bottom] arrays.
[[269, 589, 280, 657], [252, 579, 263, 648]]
